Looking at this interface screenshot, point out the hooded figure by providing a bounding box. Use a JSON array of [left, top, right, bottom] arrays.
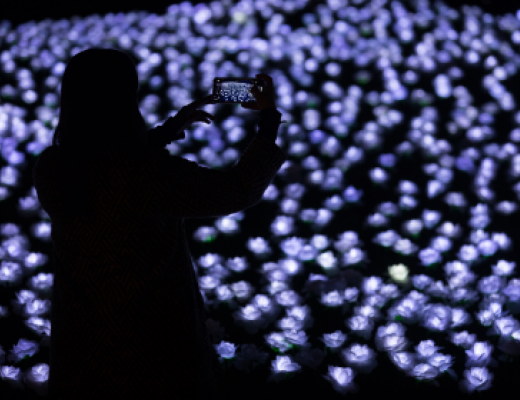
[[32, 47, 288, 398], [51, 47, 148, 217]]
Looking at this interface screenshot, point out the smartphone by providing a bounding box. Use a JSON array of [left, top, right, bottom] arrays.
[[212, 77, 266, 104]]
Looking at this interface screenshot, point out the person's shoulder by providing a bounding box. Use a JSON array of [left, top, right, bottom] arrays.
[[33, 146, 60, 183], [134, 147, 171, 170], [140, 146, 170, 161], [35, 145, 59, 165], [41, 145, 59, 156]]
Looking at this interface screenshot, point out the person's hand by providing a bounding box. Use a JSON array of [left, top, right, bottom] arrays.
[[161, 94, 216, 140], [241, 73, 277, 111]]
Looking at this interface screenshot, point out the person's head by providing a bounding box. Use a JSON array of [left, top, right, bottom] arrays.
[[52, 47, 147, 154]]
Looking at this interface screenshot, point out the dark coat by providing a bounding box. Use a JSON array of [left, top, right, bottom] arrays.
[[33, 117, 287, 398]]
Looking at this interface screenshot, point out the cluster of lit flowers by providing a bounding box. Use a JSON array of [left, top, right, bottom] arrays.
[[2, 0, 520, 396]]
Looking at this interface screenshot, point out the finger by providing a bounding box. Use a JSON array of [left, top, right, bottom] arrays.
[[200, 111, 215, 120], [194, 115, 211, 124], [186, 95, 214, 110], [201, 94, 216, 105], [256, 73, 272, 85]]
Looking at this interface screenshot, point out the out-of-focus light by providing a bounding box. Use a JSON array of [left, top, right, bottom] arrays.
[[388, 264, 409, 283]]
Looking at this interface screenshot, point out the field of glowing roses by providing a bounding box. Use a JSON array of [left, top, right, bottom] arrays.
[[1, 0, 520, 397]]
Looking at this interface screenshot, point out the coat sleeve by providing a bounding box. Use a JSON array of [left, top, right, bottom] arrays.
[[32, 146, 61, 219], [153, 133, 288, 219]]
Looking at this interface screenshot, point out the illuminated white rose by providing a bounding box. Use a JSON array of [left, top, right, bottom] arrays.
[[465, 341, 495, 368], [502, 281, 520, 302], [324, 366, 358, 395], [320, 330, 347, 349], [387, 297, 420, 324], [284, 329, 308, 346], [0, 365, 23, 390], [408, 363, 440, 381], [419, 248, 441, 266], [23, 363, 49, 396], [415, 340, 442, 361], [459, 367, 493, 393], [321, 290, 344, 307], [389, 351, 416, 371], [361, 276, 382, 295], [378, 334, 408, 353], [428, 353, 453, 372], [449, 288, 479, 304], [363, 293, 388, 308], [346, 315, 374, 340], [265, 332, 291, 353], [388, 263, 409, 283], [412, 274, 433, 290], [425, 280, 450, 299], [493, 316, 520, 337], [271, 355, 301, 373], [450, 308, 472, 329], [477, 275, 505, 295], [393, 238, 418, 255], [379, 283, 400, 299], [492, 260, 516, 276], [215, 340, 238, 359], [353, 304, 381, 320], [344, 287, 359, 302], [375, 322, 408, 352], [340, 343, 377, 373], [7, 339, 39, 363], [449, 330, 476, 349], [277, 316, 304, 331], [421, 304, 452, 331]]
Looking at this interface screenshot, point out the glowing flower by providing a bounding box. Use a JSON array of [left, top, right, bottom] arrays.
[[412, 274, 433, 290], [388, 263, 409, 283], [416, 340, 442, 362], [450, 330, 477, 349], [428, 353, 453, 372], [421, 304, 452, 331], [459, 367, 493, 393], [465, 341, 495, 368], [408, 363, 440, 381], [389, 351, 416, 371], [320, 330, 347, 350], [477, 275, 505, 295], [271, 355, 301, 373], [215, 340, 238, 359], [7, 339, 39, 363], [340, 343, 377, 373], [346, 315, 374, 340], [323, 366, 358, 395]]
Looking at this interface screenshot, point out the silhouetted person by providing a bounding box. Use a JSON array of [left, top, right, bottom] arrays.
[[33, 47, 287, 398]]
